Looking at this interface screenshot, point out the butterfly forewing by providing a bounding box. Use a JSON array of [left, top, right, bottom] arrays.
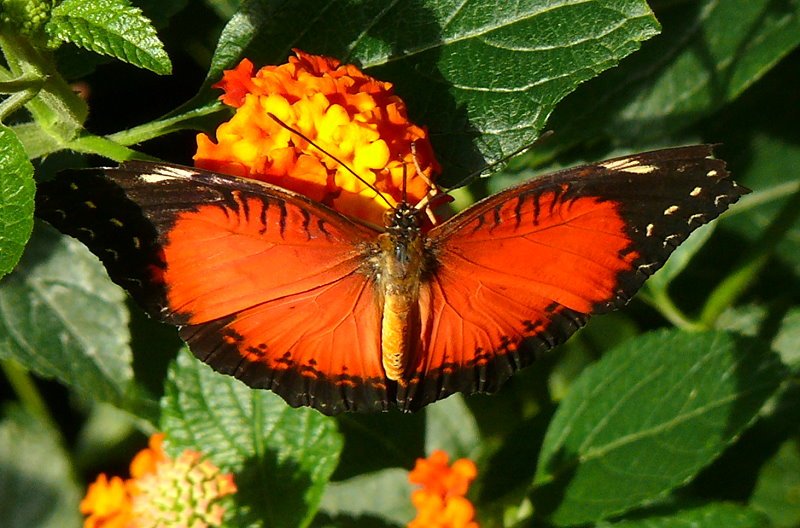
[[36, 163, 390, 414], [396, 145, 747, 410]]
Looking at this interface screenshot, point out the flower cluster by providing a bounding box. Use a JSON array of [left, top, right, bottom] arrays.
[[195, 50, 440, 226], [0, 0, 52, 37], [408, 450, 480, 528], [80, 433, 237, 528]]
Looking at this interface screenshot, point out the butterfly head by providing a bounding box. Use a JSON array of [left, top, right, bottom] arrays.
[[384, 202, 421, 234]]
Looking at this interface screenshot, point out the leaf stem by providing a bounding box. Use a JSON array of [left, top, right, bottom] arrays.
[[1, 358, 60, 434], [69, 134, 152, 162], [0, 71, 46, 94], [107, 100, 226, 146], [640, 288, 704, 331], [0, 32, 88, 143], [700, 185, 800, 326], [0, 89, 38, 122]]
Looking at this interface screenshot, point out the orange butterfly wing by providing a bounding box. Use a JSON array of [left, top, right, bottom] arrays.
[[37, 162, 387, 414], [397, 145, 746, 410], [37, 146, 748, 413]]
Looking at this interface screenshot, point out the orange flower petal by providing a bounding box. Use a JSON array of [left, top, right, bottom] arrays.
[[81, 434, 236, 528], [195, 50, 441, 226], [80, 474, 132, 528], [129, 433, 166, 478], [408, 450, 480, 527], [214, 58, 257, 107]]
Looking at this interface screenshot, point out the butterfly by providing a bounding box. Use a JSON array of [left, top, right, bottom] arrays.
[[35, 145, 748, 415]]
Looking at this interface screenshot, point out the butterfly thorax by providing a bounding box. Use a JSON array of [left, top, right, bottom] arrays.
[[373, 202, 426, 381]]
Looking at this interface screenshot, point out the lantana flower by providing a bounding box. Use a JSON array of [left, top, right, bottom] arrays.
[[80, 433, 237, 528], [195, 50, 441, 226], [408, 449, 480, 528]]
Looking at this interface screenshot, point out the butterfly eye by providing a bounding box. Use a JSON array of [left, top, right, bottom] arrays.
[[383, 207, 396, 226]]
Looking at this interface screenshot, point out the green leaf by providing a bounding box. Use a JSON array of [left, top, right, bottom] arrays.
[[532, 330, 786, 526], [773, 310, 800, 370], [750, 437, 800, 527], [720, 133, 800, 276], [161, 349, 343, 528], [199, 0, 659, 182], [47, 0, 172, 75], [318, 468, 413, 527], [425, 394, 480, 459], [9, 122, 62, 160], [0, 407, 81, 528], [547, 0, 800, 149], [203, 0, 269, 84], [718, 304, 800, 370], [0, 126, 34, 279], [549, 313, 641, 400], [682, 378, 800, 512], [0, 225, 133, 406], [598, 502, 770, 528]]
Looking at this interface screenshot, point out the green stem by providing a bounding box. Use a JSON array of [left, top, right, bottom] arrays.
[[640, 288, 705, 331], [0, 89, 37, 121], [69, 134, 152, 162], [0, 71, 45, 93], [0, 32, 88, 146], [700, 185, 800, 326], [108, 100, 225, 146], [727, 180, 800, 213], [1, 359, 60, 434]]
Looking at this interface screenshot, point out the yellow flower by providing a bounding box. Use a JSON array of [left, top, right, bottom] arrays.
[[195, 50, 441, 226], [80, 433, 237, 528], [408, 450, 480, 528]]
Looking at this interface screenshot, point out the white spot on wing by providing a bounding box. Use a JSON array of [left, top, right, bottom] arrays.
[[664, 205, 679, 215], [646, 223, 655, 237], [600, 157, 657, 174], [638, 262, 658, 272], [139, 166, 197, 183], [707, 169, 718, 177], [688, 213, 704, 224], [663, 234, 681, 247], [690, 186, 702, 196], [601, 158, 633, 170], [620, 164, 657, 174], [139, 173, 175, 183]]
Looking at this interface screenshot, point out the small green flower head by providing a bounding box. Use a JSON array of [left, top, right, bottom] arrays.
[[0, 0, 54, 40]]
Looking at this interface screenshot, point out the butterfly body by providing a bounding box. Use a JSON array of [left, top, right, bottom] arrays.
[[371, 204, 428, 380], [36, 145, 748, 414]]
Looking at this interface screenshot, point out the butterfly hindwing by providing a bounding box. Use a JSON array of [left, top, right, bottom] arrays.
[[37, 162, 388, 414], [397, 145, 747, 410]]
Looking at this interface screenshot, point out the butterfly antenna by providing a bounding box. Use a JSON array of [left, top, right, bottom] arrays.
[[445, 130, 555, 190], [408, 140, 452, 225], [401, 154, 408, 203], [267, 112, 394, 208]]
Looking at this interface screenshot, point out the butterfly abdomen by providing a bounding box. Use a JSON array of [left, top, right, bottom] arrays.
[[375, 204, 427, 380]]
